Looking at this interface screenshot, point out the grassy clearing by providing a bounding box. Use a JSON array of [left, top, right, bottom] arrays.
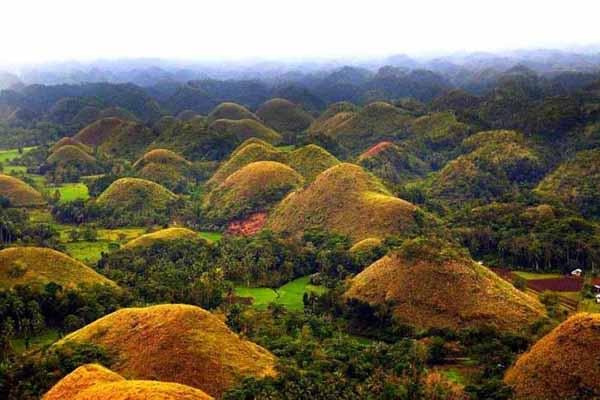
[[198, 231, 223, 241], [579, 299, 600, 312], [235, 276, 326, 311], [277, 145, 295, 152], [513, 271, 563, 280], [11, 329, 60, 354], [439, 368, 465, 385], [46, 182, 90, 203], [0, 146, 35, 163]]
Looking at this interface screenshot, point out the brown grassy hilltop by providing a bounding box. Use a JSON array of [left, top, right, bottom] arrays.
[[96, 178, 177, 213], [256, 98, 314, 133], [132, 149, 192, 191], [204, 161, 304, 222], [74, 117, 156, 159], [209, 118, 282, 144], [504, 313, 600, 400], [207, 139, 339, 189], [50, 137, 92, 154], [73, 117, 126, 146], [267, 163, 417, 242], [208, 102, 259, 122], [46, 144, 98, 167], [0, 174, 45, 207], [57, 304, 276, 398], [123, 227, 201, 248], [345, 238, 545, 332], [0, 247, 115, 290], [43, 364, 213, 400], [133, 148, 191, 169]]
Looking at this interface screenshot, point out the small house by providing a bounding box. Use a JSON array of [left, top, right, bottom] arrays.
[[570, 268, 582, 277]]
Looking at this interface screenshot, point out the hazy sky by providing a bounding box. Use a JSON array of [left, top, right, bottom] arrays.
[[2, 0, 599, 65]]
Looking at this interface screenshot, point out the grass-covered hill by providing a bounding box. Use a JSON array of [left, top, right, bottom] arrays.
[[308, 101, 359, 133], [535, 148, 600, 218], [256, 98, 314, 133], [358, 141, 429, 185], [267, 163, 417, 242], [208, 139, 339, 188], [504, 313, 600, 399], [0, 174, 46, 207], [133, 148, 191, 169], [316, 101, 415, 154], [132, 149, 192, 191], [57, 304, 276, 398], [123, 227, 201, 248], [50, 137, 93, 154], [204, 161, 304, 222], [46, 145, 98, 168], [345, 237, 546, 332], [43, 364, 213, 400], [74, 117, 156, 159], [0, 247, 115, 290], [427, 130, 545, 204], [96, 178, 177, 214], [208, 102, 259, 122], [209, 118, 282, 144]]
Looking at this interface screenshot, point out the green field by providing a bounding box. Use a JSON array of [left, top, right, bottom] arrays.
[[235, 276, 326, 311], [513, 271, 562, 280], [277, 145, 296, 152], [198, 231, 223, 241], [44, 182, 90, 203], [0, 146, 35, 163], [11, 329, 60, 354]]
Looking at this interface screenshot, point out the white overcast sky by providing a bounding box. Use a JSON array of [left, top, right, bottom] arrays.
[[1, 0, 599, 65]]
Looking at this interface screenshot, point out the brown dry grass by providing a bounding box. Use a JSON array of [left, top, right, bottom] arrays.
[[47, 145, 98, 166], [345, 245, 546, 333], [0, 174, 45, 207], [267, 163, 417, 242], [43, 364, 124, 400], [0, 247, 115, 290], [504, 313, 600, 399], [74, 117, 126, 146], [208, 102, 259, 122], [43, 364, 214, 400], [50, 137, 92, 154], [96, 178, 177, 212], [57, 304, 276, 398], [123, 227, 201, 248]]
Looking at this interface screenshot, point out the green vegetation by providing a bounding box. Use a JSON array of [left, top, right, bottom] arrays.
[[234, 276, 325, 311], [208, 102, 259, 122], [256, 98, 314, 133], [209, 118, 282, 144]]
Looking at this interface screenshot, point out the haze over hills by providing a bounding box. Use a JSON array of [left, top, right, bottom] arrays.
[[1, 4, 600, 397]]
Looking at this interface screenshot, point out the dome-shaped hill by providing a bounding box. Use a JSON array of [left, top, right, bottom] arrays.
[[46, 145, 98, 167], [207, 141, 285, 188], [505, 313, 600, 399], [429, 130, 544, 204], [358, 141, 429, 184], [74, 118, 156, 159], [136, 163, 188, 191], [349, 237, 383, 254], [287, 144, 340, 182], [133, 148, 191, 170], [43, 364, 125, 400], [208, 140, 339, 188], [209, 118, 282, 144], [74, 117, 126, 146], [50, 137, 92, 154], [153, 115, 177, 134], [57, 304, 276, 398], [98, 106, 138, 121], [123, 227, 201, 248], [176, 110, 201, 121], [208, 102, 259, 122], [97, 178, 176, 213], [204, 161, 304, 222], [0, 174, 45, 207], [43, 364, 213, 400], [322, 101, 414, 154], [267, 163, 417, 242], [345, 238, 545, 332], [256, 98, 314, 133], [535, 149, 600, 217], [409, 112, 472, 149], [0, 247, 115, 290], [309, 101, 359, 133]]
